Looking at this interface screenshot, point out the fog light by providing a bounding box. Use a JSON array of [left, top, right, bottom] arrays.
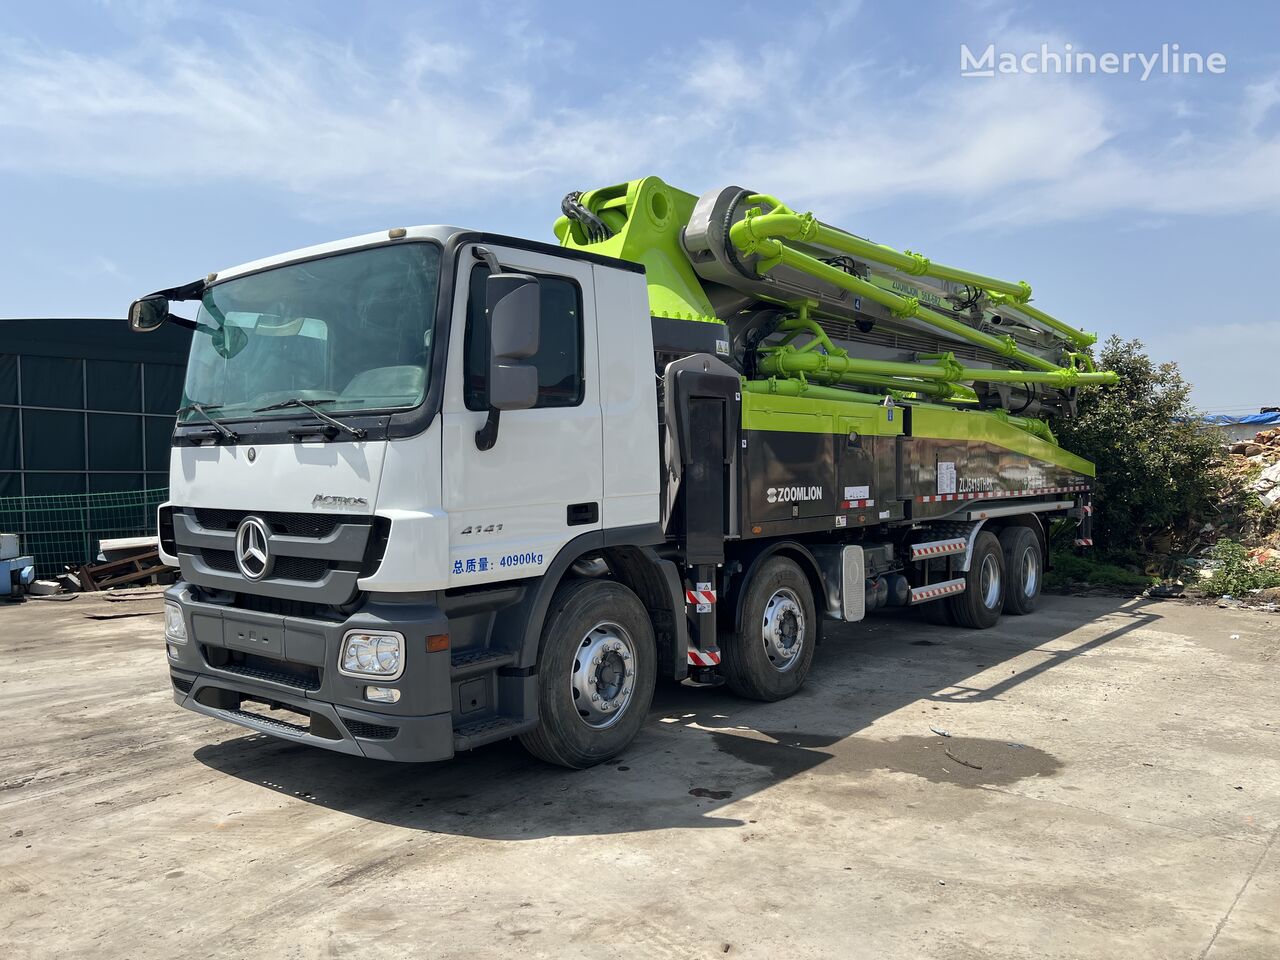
[[167, 642, 180, 660], [339, 630, 404, 679], [365, 686, 401, 704], [164, 603, 187, 642]]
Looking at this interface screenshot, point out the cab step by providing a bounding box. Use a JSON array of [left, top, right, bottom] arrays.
[[453, 713, 536, 751], [450, 648, 517, 679]]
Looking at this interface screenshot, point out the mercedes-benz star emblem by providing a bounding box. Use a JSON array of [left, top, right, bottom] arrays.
[[234, 516, 273, 581], [246, 447, 257, 463]]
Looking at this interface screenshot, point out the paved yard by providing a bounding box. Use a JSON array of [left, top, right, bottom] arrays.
[[1, 591, 1278, 959]]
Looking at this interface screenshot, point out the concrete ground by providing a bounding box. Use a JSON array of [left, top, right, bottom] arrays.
[[1, 591, 1278, 960]]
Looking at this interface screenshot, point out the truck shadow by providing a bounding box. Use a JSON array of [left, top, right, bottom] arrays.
[[193, 594, 1159, 839]]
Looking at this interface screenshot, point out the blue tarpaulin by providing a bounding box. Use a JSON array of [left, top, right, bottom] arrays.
[[1202, 412, 1280, 426]]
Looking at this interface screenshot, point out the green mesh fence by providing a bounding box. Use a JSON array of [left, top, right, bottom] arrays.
[[0, 488, 167, 577]]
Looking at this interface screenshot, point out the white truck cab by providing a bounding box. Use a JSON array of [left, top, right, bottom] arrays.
[[152, 229, 682, 766]]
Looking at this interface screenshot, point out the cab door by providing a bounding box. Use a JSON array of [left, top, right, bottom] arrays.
[[440, 243, 602, 585]]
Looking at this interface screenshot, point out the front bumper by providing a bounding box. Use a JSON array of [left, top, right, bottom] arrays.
[[165, 583, 455, 762]]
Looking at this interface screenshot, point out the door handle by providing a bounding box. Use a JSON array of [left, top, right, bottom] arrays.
[[567, 502, 599, 526]]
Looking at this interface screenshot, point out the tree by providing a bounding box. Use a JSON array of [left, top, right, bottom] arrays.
[[1055, 337, 1221, 562]]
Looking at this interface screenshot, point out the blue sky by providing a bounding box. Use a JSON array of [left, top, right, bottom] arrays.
[[1, 0, 1277, 413]]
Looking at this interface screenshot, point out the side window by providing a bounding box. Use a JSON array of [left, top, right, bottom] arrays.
[[463, 263, 585, 411]]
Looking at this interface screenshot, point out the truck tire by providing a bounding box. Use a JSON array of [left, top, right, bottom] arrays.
[[1000, 526, 1042, 616], [519, 579, 657, 769], [946, 531, 1005, 629], [721, 556, 817, 701]]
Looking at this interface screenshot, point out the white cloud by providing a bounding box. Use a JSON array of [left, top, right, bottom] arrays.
[[1243, 77, 1280, 132], [0, 9, 1277, 232]]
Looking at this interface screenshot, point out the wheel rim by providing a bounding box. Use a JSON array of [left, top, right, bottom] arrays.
[[1020, 546, 1039, 598], [979, 554, 1002, 609], [570, 622, 636, 729], [761, 588, 805, 673]]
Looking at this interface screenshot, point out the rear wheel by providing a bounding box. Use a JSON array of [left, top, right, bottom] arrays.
[[1000, 526, 1042, 616], [721, 556, 817, 701], [947, 531, 1005, 629], [519, 579, 657, 769]]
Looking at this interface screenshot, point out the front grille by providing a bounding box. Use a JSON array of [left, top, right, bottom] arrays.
[[201, 548, 239, 573], [231, 593, 340, 619], [193, 508, 347, 538], [344, 719, 398, 740], [198, 549, 328, 583], [177, 506, 376, 602], [273, 555, 329, 582]]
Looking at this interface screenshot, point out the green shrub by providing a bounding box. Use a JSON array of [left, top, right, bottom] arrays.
[[1055, 337, 1223, 562], [1202, 539, 1280, 597], [1044, 549, 1153, 591]]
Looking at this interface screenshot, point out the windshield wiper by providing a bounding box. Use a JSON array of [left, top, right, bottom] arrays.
[[254, 397, 367, 440], [177, 402, 239, 441]]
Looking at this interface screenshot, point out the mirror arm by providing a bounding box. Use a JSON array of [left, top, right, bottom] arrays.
[[475, 409, 501, 451], [473, 246, 501, 273]]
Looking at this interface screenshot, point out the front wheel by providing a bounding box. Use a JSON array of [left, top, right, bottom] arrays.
[[519, 579, 657, 769], [721, 556, 817, 701]]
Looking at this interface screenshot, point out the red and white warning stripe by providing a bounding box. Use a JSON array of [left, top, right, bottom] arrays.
[[841, 499, 876, 509], [910, 538, 968, 559], [1074, 538, 1094, 547], [909, 578, 967, 603], [1081, 504, 1093, 516], [685, 588, 716, 606], [687, 648, 721, 667], [917, 484, 1090, 504]]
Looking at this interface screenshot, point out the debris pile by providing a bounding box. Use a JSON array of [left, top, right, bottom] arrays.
[[1170, 431, 1280, 603], [1208, 429, 1280, 549], [1238, 429, 1280, 511], [1, 533, 174, 600]]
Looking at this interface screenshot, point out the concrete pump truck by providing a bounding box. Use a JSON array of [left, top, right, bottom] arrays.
[[131, 176, 1115, 768]]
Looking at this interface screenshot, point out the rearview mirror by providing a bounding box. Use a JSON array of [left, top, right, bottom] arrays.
[[486, 273, 541, 411], [127, 294, 169, 333], [475, 271, 541, 451]]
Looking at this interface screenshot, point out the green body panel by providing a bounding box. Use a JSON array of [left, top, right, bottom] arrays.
[[740, 388, 903, 437], [553, 177, 719, 323], [741, 384, 1090, 476], [910, 406, 1095, 477]]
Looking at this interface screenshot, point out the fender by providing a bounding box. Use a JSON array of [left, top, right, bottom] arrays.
[[491, 524, 669, 671], [726, 539, 828, 644]]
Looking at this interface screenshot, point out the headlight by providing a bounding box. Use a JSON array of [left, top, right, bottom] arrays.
[[164, 603, 187, 642], [339, 631, 404, 680]]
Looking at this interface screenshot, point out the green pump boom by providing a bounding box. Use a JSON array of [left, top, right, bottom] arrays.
[[554, 176, 1116, 424]]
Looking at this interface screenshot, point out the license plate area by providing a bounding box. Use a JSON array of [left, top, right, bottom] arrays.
[[223, 615, 285, 657]]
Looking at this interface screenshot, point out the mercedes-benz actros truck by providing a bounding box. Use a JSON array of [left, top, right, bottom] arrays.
[[132, 176, 1113, 768]]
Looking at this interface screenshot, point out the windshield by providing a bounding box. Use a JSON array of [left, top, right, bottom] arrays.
[[179, 242, 441, 423]]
